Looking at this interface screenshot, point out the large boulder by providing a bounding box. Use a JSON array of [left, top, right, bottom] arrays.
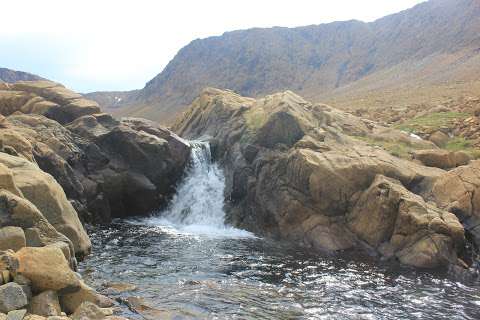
[[0, 282, 28, 313], [424, 160, 480, 246], [413, 149, 470, 169], [173, 88, 468, 269], [9, 81, 100, 124], [70, 301, 110, 320], [64, 113, 190, 219], [348, 175, 464, 268], [59, 281, 114, 314], [14, 246, 80, 293], [0, 190, 74, 261], [0, 226, 26, 252], [28, 290, 61, 317], [0, 153, 90, 256]]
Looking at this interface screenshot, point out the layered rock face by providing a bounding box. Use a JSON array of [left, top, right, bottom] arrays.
[[0, 81, 190, 223], [174, 88, 476, 269]]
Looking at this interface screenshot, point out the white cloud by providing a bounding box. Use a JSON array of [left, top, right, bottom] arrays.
[[0, 0, 426, 92]]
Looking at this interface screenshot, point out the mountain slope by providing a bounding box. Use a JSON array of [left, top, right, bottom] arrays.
[[88, 0, 480, 124], [0, 67, 44, 83]]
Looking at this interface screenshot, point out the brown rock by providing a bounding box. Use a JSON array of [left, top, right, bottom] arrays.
[[429, 131, 449, 147], [0, 227, 26, 252], [0, 190, 74, 261], [0, 153, 91, 256], [0, 163, 23, 197], [425, 160, 480, 245], [15, 246, 80, 293], [0, 282, 28, 313], [70, 301, 109, 320], [348, 175, 464, 268], [59, 281, 114, 314], [452, 151, 471, 167], [28, 290, 61, 316], [413, 149, 456, 169], [0, 250, 19, 273], [24, 315, 47, 320]]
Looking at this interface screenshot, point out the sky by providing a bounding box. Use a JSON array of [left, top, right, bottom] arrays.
[[0, 0, 426, 93]]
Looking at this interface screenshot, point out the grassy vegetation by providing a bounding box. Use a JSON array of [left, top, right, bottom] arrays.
[[244, 108, 267, 132], [445, 137, 480, 159], [354, 136, 423, 159], [394, 112, 469, 133]]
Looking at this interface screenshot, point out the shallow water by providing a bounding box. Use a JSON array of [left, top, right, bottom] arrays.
[[79, 141, 480, 319], [81, 223, 480, 320]]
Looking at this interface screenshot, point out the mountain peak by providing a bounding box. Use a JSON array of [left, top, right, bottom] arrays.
[[87, 0, 480, 125]]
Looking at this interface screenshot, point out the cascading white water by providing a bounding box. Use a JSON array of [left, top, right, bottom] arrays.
[[143, 141, 252, 237]]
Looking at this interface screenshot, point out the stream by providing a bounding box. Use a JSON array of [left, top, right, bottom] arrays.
[[80, 142, 480, 319]]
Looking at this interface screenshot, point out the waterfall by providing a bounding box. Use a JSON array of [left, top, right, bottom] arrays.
[[143, 141, 251, 237]]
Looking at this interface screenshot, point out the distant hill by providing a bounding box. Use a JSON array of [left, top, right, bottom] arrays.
[[87, 0, 480, 124], [0, 68, 44, 83]]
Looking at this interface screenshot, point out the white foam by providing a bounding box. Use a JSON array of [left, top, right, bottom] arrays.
[[141, 141, 254, 238]]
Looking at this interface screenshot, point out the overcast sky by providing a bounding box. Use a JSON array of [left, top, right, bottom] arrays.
[[0, 0, 425, 93]]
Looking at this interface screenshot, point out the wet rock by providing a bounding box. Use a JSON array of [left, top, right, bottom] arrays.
[[121, 296, 187, 320], [59, 281, 114, 314], [28, 290, 61, 316], [0, 282, 28, 313], [70, 302, 108, 320], [103, 282, 137, 294], [15, 246, 80, 292], [0, 227, 25, 252]]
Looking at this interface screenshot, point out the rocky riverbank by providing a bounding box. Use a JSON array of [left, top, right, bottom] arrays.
[[173, 88, 480, 271], [0, 81, 190, 319]]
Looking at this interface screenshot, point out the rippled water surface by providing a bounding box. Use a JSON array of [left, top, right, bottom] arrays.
[[81, 223, 480, 320], [80, 141, 480, 319]]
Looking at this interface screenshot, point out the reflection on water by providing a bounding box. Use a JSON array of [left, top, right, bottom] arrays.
[[80, 222, 480, 320]]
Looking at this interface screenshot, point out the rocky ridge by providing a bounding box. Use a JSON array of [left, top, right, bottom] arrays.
[[0, 81, 191, 319], [174, 88, 480, 271], [0, 69, 43, 84], [89, 0, 480, 125]]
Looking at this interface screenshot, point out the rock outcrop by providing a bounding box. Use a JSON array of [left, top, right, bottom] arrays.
[[173, 88, 472, 269], [423, 160, 480, 254], [0, 81, 100, 125], [413, 149, 471, 169], [0, 81, 190, 223]]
